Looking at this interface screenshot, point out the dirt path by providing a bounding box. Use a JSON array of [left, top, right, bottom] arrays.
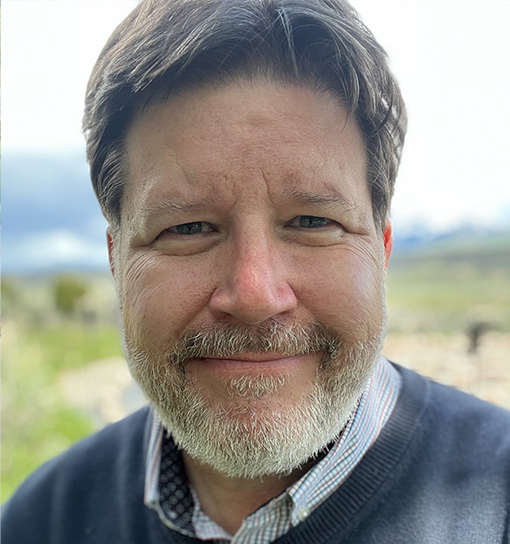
[[383, 331, 510, 410]]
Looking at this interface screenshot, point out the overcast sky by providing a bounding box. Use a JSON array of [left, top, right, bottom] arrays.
[[3, 0, 510, 235]]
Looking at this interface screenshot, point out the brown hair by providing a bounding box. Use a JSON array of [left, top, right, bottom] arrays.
[[83, 0, 406, 232]]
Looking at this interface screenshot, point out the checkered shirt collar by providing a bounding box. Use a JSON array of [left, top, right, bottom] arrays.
[[144, 357, 401, 541]]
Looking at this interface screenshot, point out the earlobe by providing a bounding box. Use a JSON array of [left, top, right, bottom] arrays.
[[383, 220, 392, 269], [107, 230, 116, 278]]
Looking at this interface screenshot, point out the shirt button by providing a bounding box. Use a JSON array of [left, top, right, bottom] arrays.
[[297, 506, 311, 522]]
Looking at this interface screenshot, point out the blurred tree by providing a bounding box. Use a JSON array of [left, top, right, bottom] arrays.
[[53, 275, 88, 316]]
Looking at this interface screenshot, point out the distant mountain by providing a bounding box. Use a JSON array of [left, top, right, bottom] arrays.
[[391, 227, 510, 272]]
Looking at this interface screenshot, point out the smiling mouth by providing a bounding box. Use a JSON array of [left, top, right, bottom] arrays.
[[200, 352, 300, 363], [188, 353, 318, 379]]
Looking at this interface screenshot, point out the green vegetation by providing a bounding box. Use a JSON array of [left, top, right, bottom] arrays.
[[2, 323, 123, 502], [25, 325, 125, 378], [386, 233, 510, 333], [53, 275, 88, 316], [387, 263, 510, 332]]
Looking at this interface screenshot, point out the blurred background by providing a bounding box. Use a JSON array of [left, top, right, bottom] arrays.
[[2, 0, 510, 501]]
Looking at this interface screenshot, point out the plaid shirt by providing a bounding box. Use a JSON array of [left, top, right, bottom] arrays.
[[145, 357, 401, 543]]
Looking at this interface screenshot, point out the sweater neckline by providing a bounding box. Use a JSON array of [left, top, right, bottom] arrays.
[[273, 364, 428, 544]]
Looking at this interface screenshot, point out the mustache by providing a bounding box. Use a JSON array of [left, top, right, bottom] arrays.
[[167, 321, 341, 369]]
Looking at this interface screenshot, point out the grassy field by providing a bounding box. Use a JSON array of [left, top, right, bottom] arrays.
[[386, 232, 510, 333], [386, 263, 510, 333], [1, 323, 124, 502]]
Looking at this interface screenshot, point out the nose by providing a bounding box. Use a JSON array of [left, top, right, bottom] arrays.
[[208, 234, 298, 325]]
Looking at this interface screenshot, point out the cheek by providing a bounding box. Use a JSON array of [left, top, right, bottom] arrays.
[[294, 243, 385, 334], [120, 254, 215, 347]]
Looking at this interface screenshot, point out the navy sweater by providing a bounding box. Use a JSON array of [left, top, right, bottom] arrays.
[[3, 365, 510, 543]]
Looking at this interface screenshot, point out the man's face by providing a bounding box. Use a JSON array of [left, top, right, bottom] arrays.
[[112, 80, 391, 478]]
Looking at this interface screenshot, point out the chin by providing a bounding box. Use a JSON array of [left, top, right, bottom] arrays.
[[125, 324, 383, 478]]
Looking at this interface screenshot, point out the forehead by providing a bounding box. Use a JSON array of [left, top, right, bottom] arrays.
[[123, 80, 369, 222]]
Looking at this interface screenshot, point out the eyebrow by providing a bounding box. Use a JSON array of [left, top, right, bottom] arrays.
[[283, 187, 360, 213], [140, 196, 220, 223]]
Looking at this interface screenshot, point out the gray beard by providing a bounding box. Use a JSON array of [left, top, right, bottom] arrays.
[[124, 320, 383, 479]]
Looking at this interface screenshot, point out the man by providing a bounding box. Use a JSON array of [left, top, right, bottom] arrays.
[[3, 0, 509, 542]]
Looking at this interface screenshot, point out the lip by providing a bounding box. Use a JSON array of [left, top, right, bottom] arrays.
[[187, 353, 315, 378], [202, 353, 297, 363]]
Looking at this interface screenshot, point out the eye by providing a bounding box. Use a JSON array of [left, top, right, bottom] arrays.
[[283, 215, 346, 246], [287, 216, 333, 228], [153, 221, 218, 256], [165, 221, 214, 235]]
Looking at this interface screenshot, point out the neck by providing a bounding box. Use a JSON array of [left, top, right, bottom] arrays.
[[182, 451, 317, 535]]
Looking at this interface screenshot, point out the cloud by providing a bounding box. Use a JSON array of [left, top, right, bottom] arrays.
[[2, 150, 110, 274], [3, 230, 109, 275]]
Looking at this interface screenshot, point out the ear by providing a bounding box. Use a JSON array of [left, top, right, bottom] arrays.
[[107, 230, 116, 278], [383, 219, 392, 269]]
